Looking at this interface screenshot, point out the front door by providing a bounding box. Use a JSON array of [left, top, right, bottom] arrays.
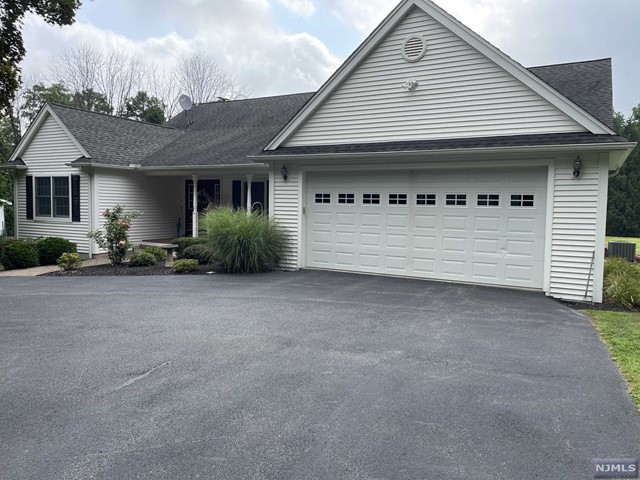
[[185, 179, 220, 236]]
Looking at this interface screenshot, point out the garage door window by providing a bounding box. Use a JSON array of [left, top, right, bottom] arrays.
[[477, 194, 500, 207], [510, 194, 535, 207], [416, 193, 436, 206], [445, 193, 467, 206], [363, 193, 380, 205], [338, 193, 355, 204], [315, 193, 331, 204], [389, 193, 407, 205]]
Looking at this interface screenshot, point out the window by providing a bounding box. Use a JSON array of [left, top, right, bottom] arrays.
[[416, 193, 436, 206], [315, 193, 331, 204], [338, 193, 355, 204], [35, 176, 70, 218], [389, 193, 407, 205], [510, 194, 535, 207], [446, 193, 467, 206], [363, 193, 380, 205], [477, 194, 500, 207]]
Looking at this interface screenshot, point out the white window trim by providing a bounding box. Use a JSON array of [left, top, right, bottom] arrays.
[[388, 193, 408, 206], [33, 175, 72, 221], [509, 192, 536, 209], [362, 193, 381, 206], [477, 193, 501, 208], [338, 193, 356, 205], [416, 193, 437, 207]]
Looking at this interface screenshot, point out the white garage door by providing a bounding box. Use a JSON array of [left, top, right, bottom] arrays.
[[305, 168, 547, 289]]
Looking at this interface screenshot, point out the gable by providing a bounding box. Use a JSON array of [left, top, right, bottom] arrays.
[[21, 113, 85, 167], [280, 4, 596, 148]]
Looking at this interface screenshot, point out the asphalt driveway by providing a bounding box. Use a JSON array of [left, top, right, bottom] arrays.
[[0, 271, 638, 479]]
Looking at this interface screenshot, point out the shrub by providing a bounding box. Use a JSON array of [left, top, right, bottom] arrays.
[[172, 258, 198, 273], [87, 205, 141, 265], [2, 241, 39, 270], [37, 237, 77, 265], [142, 245, 166, 262], [128, 252, 157, 267], [173, 236, 207, 257], [604, 257, 639, 279], [57, 252, 82, 271], [202, 207, 286, 273], [604, 271, 640, 310], [182, 244, 215, 264]]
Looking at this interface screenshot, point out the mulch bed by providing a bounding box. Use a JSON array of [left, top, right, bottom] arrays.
[[558, 299, 634, 312], [43, 262, 224, 276]]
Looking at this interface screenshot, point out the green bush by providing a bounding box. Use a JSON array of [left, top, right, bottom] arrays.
[[142, 245, 166, 262], [2, 241, 39, 270], [202, 207, 286, 273], [128, 252, 157, 267], [173, 236, 207, 257], [182, 244, 215, 264], [604, 271, 640, 309], [87, 205, 141, 265], [604, 257, 639, 279], [172, 258, 198, 273], [37, 237, 77, 265], [57, 252, 82, 271]]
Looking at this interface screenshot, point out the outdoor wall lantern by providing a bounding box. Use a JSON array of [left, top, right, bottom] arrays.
[[281, 164, 288, 181], [573, 157, 582, 178]]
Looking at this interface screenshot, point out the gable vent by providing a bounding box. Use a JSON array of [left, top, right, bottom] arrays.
[[401, 35, 427, 62]]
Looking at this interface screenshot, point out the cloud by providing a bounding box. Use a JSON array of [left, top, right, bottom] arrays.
[[19, 0, 340, 101], [276, 0, 316, 17]]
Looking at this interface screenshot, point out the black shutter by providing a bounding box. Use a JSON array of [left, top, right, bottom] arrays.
[[71, 175, 81, 222], [26, 175, 33, 220]]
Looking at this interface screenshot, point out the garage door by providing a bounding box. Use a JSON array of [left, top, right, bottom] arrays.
[[305, 168, 547, 289]]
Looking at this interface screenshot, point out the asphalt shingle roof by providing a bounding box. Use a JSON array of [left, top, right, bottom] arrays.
[[527, 58, 613, 129], [49, 104, 183, 166], [144, 93, 313, 167]]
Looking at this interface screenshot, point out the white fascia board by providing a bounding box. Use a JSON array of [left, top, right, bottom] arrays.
[[253, 142, 636, 164], [265, 0, 615, 150]]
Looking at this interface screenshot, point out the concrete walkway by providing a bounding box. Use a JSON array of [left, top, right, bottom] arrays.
[[0, 256, 109, 276]]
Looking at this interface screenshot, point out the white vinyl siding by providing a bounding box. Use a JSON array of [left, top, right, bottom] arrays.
[[15, 114, 91, 253], [548, 157, 606, 302], [271, 163, 301, 269], [96, 171, 181, 250], [285, 7, 585, 147]]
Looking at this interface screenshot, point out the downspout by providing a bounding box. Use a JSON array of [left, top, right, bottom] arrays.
[[12, 170, 18, 239], [608, 167, 621, 178]]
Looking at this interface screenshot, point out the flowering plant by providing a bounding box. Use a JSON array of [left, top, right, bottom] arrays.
[[87, 204, 141, 265]]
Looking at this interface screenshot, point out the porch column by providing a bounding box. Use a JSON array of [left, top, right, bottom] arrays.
[[246, 174, 253, 214], [192, 174, 199, 237]]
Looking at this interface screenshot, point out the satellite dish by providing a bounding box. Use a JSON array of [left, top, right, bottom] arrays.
[[178, 94, 193, 111]]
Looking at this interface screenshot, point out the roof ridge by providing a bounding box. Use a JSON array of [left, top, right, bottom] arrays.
[[48, 102, 178, 130], [195, 92, 315, 106], [527, 58, 611, 69]]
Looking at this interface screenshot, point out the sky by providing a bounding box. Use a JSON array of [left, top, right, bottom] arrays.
[[18, 0, 640, 116]]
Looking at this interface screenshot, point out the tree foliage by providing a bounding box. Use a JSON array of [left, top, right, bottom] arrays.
[[607, 107, 640, 236], [124, 91, 165, 124], [21, 82, 73, 123], [0, 0, 82, 118], [0, 116, 18, 235]]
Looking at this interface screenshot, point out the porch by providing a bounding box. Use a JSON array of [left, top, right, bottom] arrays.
[[92, 165, 269, 254]]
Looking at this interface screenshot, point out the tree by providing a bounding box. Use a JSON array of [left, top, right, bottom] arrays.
[[72, 88, 112, 114], [0, 0, 82, 118], [123, 91, 165, 124], [176, 52, 245, 104], [0, 116, 18, 235], [607, 107, 640, 236], [21, 82, 73, 123]]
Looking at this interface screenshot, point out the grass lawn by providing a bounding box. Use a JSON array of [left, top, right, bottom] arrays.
[[585, 310, 640, 411], [606, 236, 640, 250]]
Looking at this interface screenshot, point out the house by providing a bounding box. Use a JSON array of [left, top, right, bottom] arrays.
[[2, 0, 635, 303]]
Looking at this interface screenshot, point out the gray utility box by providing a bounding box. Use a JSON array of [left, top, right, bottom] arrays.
[[608, 241, 637, 262]]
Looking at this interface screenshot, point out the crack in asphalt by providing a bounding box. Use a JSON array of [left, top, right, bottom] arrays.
[[113, 361, 172, 391]]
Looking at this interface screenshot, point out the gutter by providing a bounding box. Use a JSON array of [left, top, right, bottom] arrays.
[[253, 142, 637, 161], [65, 161, 268, 172]]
